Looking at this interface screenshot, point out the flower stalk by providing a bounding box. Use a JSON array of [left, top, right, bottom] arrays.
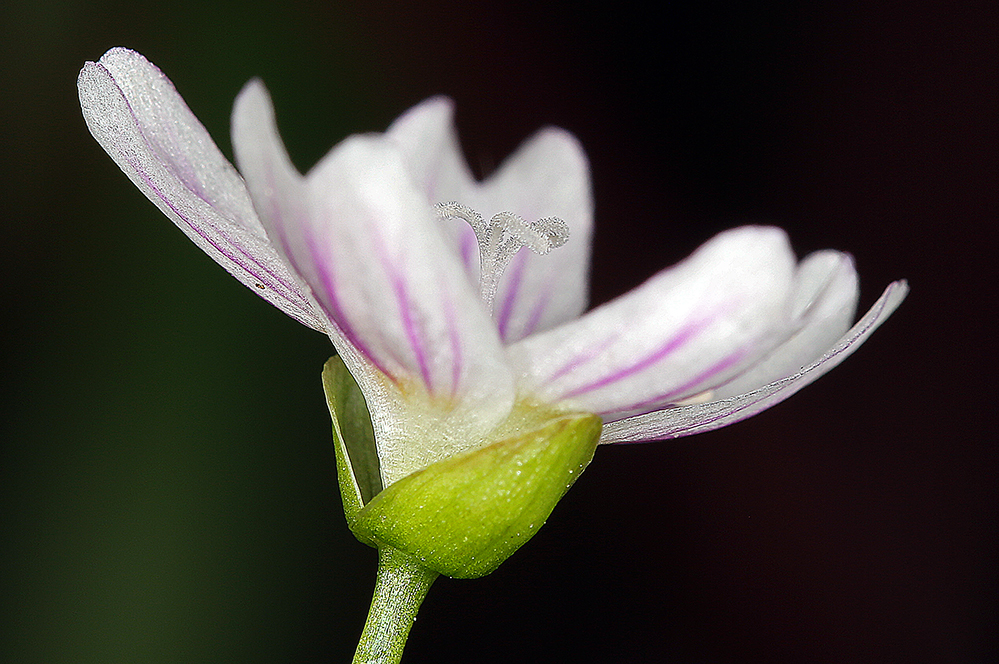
[[354, 547, 438, 664]]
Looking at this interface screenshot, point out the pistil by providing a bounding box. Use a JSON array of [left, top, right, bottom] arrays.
[[437, 201, 568, 314]]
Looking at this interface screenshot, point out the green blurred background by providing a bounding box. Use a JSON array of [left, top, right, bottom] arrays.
[[2, 0, 994, 662]]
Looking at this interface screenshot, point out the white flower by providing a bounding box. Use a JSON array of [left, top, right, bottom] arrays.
[[78, 47, 907, 490]]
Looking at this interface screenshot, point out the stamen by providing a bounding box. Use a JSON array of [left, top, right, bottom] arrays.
[[437, 202, 569, 314]]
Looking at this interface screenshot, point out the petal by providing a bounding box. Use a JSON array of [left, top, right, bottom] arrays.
[[77, 48, 327, 331], [385, 97, 482, 275], [231, 81, 515, 420], [510, 227, 796, 420], [482, 128, 594, 342], [385, 96, 477, 205], [388, 102, 594, 340], [599, 280, 908, 443], [714, 250, 860, 397]]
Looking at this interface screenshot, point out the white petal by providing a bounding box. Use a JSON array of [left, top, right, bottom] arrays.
[[715, 250, 860, 397], [389, 102, 594, 339], [510, 227, 796, 420], [482, 128, 594, 341], [599, 280, 908, 443], [77, 48, 327, 331], [231, 81, 515, 420], [386, 96, 477, 204], [385, 97, 482, 275]]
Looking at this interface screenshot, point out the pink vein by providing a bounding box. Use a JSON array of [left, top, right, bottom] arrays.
[[522, 284, 554, 339], [545, 332, 621, 383], [109, 69, 315, 325], [371, 228, 435, 393], [497, 249, 528, 340], [601, 348, 747, 420], [298, 206, 394, 379], [558, 319, 709, 399]]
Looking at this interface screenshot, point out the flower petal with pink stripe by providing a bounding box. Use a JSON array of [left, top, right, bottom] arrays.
[[79, 47, 907, 488]]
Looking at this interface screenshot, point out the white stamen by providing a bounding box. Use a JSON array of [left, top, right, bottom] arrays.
[[437, 202, 569, 314]]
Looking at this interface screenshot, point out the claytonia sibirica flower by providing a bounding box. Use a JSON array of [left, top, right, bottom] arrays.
[[79, 47, 906, 663]]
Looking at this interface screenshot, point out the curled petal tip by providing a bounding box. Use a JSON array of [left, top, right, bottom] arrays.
[[598, 278, 908, 444]]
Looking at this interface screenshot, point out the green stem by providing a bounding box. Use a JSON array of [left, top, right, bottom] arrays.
[[353, 547, 439, 664]]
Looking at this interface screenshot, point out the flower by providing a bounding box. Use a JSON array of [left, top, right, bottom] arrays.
[[78, 47, 907, 493]]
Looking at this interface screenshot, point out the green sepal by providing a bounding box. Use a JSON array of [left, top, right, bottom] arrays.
[[353, 411, 601, 579], [322, 355, 382, 542], [321, 354, 602, 579]]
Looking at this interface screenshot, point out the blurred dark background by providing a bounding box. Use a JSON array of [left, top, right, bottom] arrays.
[[1, 0, 994, 662]]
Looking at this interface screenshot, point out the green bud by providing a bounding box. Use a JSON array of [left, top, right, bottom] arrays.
[[322, 356, 602, 578]]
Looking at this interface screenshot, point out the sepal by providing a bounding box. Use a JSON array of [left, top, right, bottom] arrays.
[[321, 355, 602, 579], [322, 356, 382, 541], [353, 411, 601, 578]]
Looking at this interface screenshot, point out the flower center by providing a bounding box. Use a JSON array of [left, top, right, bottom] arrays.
[[436, 201, 568, 314]]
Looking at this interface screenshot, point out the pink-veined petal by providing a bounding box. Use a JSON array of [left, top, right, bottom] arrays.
[[386, 96, 477, 205], [599, 280, 908, 443], [715, 250, 860, 397], [481, 128, 593, 341], [77, 48, 327, 332], [388, 101, 594, 337], [231, 81, 514, 418], [510, 227, 796, 420], [385, 97, 482, 276]]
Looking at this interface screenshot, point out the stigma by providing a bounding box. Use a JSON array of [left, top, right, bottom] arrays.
[[437, 201, 568, 314]]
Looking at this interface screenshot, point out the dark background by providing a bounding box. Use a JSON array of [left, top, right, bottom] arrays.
[[2, 1, 994, 662]]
